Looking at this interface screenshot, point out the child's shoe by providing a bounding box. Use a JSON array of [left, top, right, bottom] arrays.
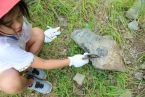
[[26, 68, 47, 79], [28, 78, 52, 94]]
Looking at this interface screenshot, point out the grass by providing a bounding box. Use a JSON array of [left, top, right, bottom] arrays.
[[1, 0, 145, 97]]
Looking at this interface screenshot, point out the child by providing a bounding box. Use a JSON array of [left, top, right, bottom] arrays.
[[0, 0, 89, 94]]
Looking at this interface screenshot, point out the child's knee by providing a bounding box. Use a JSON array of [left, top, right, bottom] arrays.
[[0, 69, 23, 94], [32, 27, 44, 42]]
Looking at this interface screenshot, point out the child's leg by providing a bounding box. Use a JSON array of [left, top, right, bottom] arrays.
[[0, 69, 33, 94], [25, 27, 46, 79], [26, 27, 44, 55]]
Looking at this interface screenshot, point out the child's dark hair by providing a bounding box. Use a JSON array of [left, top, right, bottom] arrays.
[[0, 0, 30, 25], [18, 0, 30, 19]]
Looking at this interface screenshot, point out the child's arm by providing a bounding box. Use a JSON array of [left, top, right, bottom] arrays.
[[30, 56, 69, 69], [30, 54, 89, 69]]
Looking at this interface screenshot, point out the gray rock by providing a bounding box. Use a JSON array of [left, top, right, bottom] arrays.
[[73, 73, 85, 86], [58, 16, 68, 27], [134, 72, 143, 80], [140, 63, 145, 69], [128, 20, 139, 30], [126, 6, 139, 19], [71, 29, 126, 72], [126, 0, 145, 19]]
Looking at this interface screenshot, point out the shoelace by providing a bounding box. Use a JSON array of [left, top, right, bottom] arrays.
[[28, 76, 44, 89], [35, 82, 44, 88], [32, 68, 39, 75]]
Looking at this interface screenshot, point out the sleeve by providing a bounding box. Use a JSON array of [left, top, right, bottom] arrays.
[[0, 44, 34, 72]]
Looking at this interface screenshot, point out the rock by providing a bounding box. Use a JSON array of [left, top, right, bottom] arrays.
[[126, 0, 145, 19], [126, 6, 139, 20], [134, 72, 143, 80], [140, 63, 145, 69], [128, 20, 139, 30], [58, 16, 68, 27], [73, 73, 85, 86], [71, 29, 126, 72]]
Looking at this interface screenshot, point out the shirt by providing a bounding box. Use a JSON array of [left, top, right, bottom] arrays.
[[0, 18, 34, 73]]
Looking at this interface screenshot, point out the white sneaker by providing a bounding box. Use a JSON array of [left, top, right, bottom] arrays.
[[26, 68, 46, 79], [28, 78, 52, 94]]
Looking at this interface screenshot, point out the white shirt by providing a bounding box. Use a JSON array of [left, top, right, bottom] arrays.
[[0, 19, 34, 73]]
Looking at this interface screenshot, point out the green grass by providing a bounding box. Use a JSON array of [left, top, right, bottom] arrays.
[[1, 0, 145, 97]]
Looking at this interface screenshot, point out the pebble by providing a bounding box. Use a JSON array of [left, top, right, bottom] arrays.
[[128, 20, 139, 30], [134, 72, 143, 80], [73, 73, 85, 86]]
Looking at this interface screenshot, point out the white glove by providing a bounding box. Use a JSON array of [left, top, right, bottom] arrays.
[[68, 53, 89, 67], [44, 26, 61, 43]]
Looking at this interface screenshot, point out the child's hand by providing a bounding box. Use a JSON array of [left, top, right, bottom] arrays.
[[44, 26, 61, 43], [68, 53, 89, 67]]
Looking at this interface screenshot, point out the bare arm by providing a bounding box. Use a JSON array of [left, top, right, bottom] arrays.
[[30, 56, 70, 69]]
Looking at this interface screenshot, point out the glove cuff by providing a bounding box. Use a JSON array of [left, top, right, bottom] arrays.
[[68, 57, 73, 66]]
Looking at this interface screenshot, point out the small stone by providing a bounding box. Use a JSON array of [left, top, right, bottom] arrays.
[[73, 73, 85, 86], [140, 63, 145, 69], [134, 72, 143, 80], [128, 20, 139, 30], [126, 0, 145, 19], [126, 7, 139, 19], [58, 16, 68, 27]]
